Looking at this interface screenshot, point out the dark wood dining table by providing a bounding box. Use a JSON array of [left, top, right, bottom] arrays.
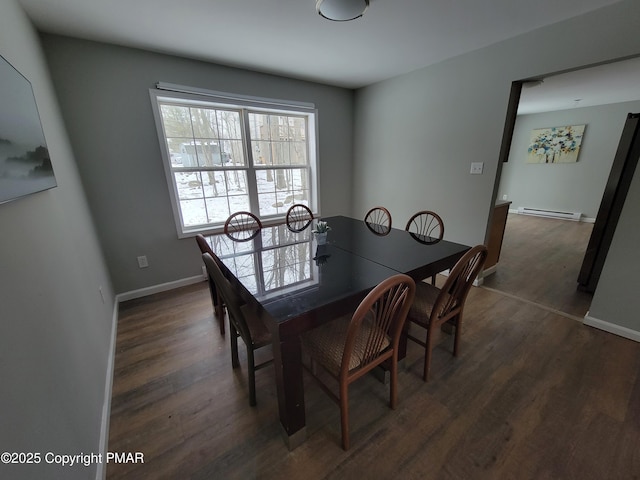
[[206, 215, 470, 449]]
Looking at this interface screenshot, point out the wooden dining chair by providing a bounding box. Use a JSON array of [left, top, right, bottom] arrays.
[[286, 203, 314, 232], [202, 252, 273, 406], [364, 206, 392, 235], [195, 234, 225, 335], [405, 210, 445, 284], [301, 273, 416, 450], [406, 244, 488, 381], [405, 210, 444, 241], [224, 211, 263, 241]]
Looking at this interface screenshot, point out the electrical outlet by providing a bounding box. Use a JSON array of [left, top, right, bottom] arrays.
[[502, 194, 508, 200], [470, 162, 484, 174], [137, 255, 149, 268]]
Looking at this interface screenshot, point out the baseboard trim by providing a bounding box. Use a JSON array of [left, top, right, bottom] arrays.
[[117, 274, 206, 303], [583, 314, 640, 342], [96, 298, 119, 480], [438, 268, 484, 286], [481, 264, 497, 278], [509, 208, 595, 223]]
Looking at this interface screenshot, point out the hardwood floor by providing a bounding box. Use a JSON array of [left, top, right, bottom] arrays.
[[107, 279, 640, 479], [482, 213, 594, 318]]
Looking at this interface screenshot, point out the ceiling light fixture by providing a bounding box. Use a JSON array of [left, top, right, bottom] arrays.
[[316, 0, 369, 21]]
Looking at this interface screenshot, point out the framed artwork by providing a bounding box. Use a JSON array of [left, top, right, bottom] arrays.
[[527, 124, 586, 163], [0, 53, 56, 205]]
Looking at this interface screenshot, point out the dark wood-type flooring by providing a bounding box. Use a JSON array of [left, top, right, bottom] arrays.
[[482, 213, 594, 318], [108, 244, 640, 479]]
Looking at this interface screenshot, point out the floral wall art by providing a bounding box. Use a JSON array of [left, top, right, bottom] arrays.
[[526, 124, 586, 163]]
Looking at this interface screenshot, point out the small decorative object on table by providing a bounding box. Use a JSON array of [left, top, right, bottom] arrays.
[[312, 220, 331, 245]]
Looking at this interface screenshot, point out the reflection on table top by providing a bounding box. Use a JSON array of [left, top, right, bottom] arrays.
[[205, 216, 470, 326], [207, 222, 399, 325], [324, 215, 470, 279]]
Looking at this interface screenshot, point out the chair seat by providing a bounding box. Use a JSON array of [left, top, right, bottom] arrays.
[[301, 315, 391, 377], [241, 304, 272, 348], [408, 281, 442, 327]]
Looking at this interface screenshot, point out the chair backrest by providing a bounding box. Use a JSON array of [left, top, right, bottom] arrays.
[[224, 211, 263, 241], [195, 233, 214, 256], [286, 204, 314, 231], [202, 252, 252, 341], [340, 274, 415, 377], [364, 207, 392, 235], [405, 210, 444, 242], [431, 245, 488, 324]]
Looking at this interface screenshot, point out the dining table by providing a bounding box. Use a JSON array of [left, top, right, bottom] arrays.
[[206, 214, 470, 449]]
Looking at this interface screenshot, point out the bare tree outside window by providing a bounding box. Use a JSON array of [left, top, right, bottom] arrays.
[[154, 93, 316, 235]]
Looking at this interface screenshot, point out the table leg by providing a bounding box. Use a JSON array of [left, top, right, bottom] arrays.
[[272, 329, 307, 450]]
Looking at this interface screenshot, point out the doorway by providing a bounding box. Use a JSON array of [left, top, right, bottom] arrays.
[[485, 57, 640, 318]]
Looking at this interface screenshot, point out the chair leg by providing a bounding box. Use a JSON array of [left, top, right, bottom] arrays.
[[430, 274, 437, 285], [423, 328, 434, 382], [247, 348, 256, 407], [230, 325, 240, 369], [453, 315, 462, 357], [340, 381, 350, 450], [390, 358, 398, 409], [215, 293, 225, 335]]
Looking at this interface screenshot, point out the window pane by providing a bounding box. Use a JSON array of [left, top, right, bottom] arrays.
[[256, 168, 309, 217], [225, 170, 248, 197], [271, 140, 290, 165], [249, 113, 270, 140], [181, 198, 207, 227], [217, 110, 242, 139], [291, 141, 307, 165], [190, 107, 219, 139], [187, 141, 223, 167], [221, 139, 245, 166], [160, 105, 193, 137], [201, 171, 226, 197], [175, 172, 204, 200], [226, 169, 250, 214], [252, 140, 272, 166], [205, 197, 230, 224], [249, 112, 307, 168]]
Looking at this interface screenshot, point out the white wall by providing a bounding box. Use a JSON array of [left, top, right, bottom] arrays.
[[0, 2, 115, 479], [41, 35, 355, 295], [353, 0, 640, 338], [499, 100, 640, 219]]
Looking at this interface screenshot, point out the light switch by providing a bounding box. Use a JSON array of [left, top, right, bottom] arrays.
[[470, 162, 484, 174]]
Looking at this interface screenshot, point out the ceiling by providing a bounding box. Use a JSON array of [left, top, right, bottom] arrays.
[[518, 55, 640, 115], [17, 0, 639, 112]]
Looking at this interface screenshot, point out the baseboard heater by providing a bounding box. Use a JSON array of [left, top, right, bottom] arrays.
[[517, 207, 582, 221]]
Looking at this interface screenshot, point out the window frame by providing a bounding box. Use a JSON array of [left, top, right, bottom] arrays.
[[150, 86, 320, 238]]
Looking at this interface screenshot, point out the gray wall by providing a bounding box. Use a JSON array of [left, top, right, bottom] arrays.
[[499, 100, 640, 219], [352, 0, 640, 336], [41, 35, 355, 295], [588, 157, 640, 334], [0, 1, 115, 479], [353, 0, 640, 245]]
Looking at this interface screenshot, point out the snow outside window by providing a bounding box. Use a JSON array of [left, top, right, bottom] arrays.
[[151, 89, 318, 237]]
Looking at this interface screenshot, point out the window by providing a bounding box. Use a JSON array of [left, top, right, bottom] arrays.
[[150, 85, 318, 237]]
